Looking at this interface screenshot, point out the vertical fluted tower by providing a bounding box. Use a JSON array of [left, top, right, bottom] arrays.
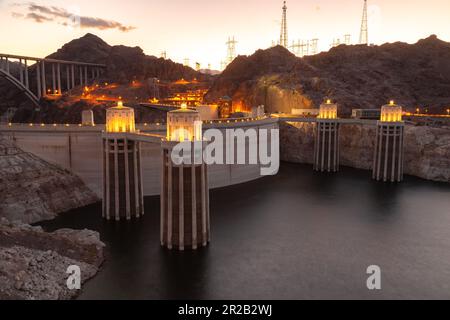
[[314, 100, 340, 172], [102, 101, 144, 221], [161, 103, 210, 250], [373, 101, 404, 182]]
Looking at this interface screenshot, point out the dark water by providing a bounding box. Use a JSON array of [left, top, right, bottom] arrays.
[[39, 163, 450, 300]]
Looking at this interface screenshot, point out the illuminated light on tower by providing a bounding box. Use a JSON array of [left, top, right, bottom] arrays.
[[314, 99, 340, 172], [105, 101, 136, 133], [161, 103, 210, 250], [102, 101, 144, 221], [372, 100, 405, 182], [359, 0, 368, 45], [280, 1, 288, 48]]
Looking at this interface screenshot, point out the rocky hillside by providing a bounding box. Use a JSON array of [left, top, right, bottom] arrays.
[[47, 33, 209, 82], [0, 219, 104, 300], [280, 122, 450, 183], [0, 136, 99, 224], [205, 35, 450, 115]]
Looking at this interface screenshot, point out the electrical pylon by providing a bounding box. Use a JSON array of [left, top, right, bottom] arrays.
[[359, 0, 368, 45], [280, 1, 288, 48]]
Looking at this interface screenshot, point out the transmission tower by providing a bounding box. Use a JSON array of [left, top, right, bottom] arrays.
[[344, 34, 351, 45], [309, 39, 319, 55], [359, 0, 368, 45], [290, 40, 301, 56], [280, 1, 288, 48], [300, 41, 308, 57], [226, 36, 238, 65], [160, 51, 167, 59], [330, 38, 341, 48], [183, 58, 190, 67]]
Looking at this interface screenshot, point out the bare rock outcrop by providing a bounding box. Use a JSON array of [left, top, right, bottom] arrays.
[[0, 219, 105, 300], [0, 137, 99, 224], [280, 122, 450, 183]]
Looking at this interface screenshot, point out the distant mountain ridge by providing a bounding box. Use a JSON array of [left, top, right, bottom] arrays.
[[205, 35, 450, 115]]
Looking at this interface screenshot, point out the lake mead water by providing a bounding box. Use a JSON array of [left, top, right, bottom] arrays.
[[40, 163, 450, 299]]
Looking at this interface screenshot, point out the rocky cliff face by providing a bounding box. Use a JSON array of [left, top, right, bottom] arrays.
[[0, 137, 99, 224], [280, 122, 450, 183], [205, 35, 450, 116], [0, 219, 104, 300]]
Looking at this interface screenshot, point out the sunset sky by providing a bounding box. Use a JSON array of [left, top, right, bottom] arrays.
[[1, 0, 449, 70]]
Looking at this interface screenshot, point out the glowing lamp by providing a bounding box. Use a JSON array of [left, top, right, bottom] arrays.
[[380, 101, 403, 122], [318, 100, 338, 119], [106, 101, 136, 133], [167, 104, 202, 142]]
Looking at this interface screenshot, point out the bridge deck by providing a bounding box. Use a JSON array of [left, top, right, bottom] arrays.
[[0, 53, 106, 67]]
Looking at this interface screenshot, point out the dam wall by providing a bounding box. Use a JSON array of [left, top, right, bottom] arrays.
[[0, 119, 279, 196]]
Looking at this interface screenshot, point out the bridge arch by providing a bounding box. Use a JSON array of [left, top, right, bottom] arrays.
[[0, 53, 106, 111], [0, 69, 40, 107]]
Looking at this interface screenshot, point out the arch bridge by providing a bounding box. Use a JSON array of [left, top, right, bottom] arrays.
[[0, 53, 106, 107]]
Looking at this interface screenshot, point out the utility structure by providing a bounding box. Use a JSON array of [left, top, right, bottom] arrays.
[[359, 0, 368, 45], [147, 78, 160, 100], [291, 39, 318, 57], [372, 101, 404, 182], [161, 103, 210, 250], [102, 101, 144, 221], [309, 39, 319, 55], [314, 100, 340, 173], [290, 40, 301, 56], [344, 34, 351, 45], [331, 38, 341, 48], [226, 36, 238, 65], [280, 1, 288, 48]]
